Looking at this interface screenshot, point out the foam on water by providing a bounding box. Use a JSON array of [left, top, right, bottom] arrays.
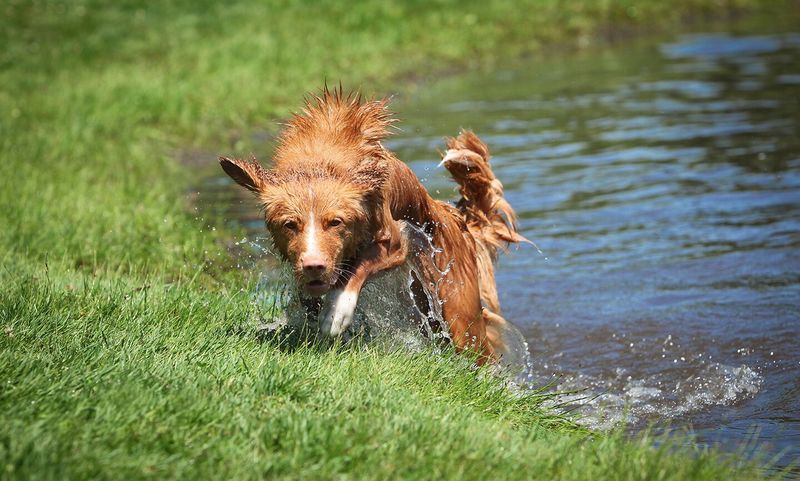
[[542, 362, 763, 431]]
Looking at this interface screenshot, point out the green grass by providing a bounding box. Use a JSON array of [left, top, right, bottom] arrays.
[[0, 0, 792, 479], [0, 261, 771, 480]]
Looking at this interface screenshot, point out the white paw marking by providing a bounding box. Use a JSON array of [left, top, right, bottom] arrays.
[[319, 288, 359, 337]]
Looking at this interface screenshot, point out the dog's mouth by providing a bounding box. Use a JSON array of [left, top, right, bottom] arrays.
[[303, 279, 333, 297], [300, 269, 342, 297], [303, 274, 339, 297]]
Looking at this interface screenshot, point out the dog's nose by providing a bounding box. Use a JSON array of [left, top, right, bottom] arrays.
[[301, 256, 327, 275]]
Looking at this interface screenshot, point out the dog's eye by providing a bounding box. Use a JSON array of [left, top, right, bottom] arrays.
[[328, 218, 343, 228], [283, 220, 299, 231]]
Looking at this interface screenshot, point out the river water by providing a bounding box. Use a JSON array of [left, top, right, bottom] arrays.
[[200, 22, 800, 473]]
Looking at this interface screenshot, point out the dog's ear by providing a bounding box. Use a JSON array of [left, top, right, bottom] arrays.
[[352, 157, 388, 194], [218, 156, 276, 193]]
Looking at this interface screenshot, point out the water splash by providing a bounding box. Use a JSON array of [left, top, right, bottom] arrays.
[[248, 222, 533, 379], [535, 360, 763, 431]]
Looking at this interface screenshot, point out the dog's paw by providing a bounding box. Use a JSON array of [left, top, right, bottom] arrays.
[[319, 288, 359, 337]]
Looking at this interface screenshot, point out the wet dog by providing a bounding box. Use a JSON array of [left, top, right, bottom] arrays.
[[220, 88, 528, 364]]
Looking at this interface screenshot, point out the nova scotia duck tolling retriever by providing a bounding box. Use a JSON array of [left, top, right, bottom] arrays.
[[220, 87, 529, 365]]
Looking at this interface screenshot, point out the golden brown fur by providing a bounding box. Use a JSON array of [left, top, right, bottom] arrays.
[[220, 87, 528, 364]]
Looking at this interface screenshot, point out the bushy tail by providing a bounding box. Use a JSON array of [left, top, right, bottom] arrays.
[[440, 130, 530, 256], [440, 130, 531, 364]]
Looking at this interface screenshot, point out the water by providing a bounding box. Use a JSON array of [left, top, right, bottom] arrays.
[[383, 27, 800, 470], [198, 23, 800, 473]]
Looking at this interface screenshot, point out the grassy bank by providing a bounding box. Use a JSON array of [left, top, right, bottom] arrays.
[[1, 1, 791, 479]]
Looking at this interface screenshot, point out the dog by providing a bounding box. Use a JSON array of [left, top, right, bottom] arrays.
[[220, 87, 528, 364]]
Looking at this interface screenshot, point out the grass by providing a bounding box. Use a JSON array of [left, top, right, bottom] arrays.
[[0, 261, 771, 480], [0, 0, 793, 479]]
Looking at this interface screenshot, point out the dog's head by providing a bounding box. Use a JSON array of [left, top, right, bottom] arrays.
[[220, 156, 386, 297], [220, 88, 394, 297]]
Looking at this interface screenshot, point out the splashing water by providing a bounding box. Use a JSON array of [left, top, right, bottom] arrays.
[[540, 360, 763, 431], [247, 222, 533, 379]]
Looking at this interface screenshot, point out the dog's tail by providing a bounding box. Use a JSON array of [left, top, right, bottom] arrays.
[[440, 130, 531, 363], [440, 130, 531, 253]]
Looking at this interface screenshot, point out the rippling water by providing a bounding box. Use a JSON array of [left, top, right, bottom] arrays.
[[382, 29, 800, 470], [199, 24, 800, 473]]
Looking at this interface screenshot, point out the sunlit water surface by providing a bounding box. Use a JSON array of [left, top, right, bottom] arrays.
[[200, 26, 800, 473]]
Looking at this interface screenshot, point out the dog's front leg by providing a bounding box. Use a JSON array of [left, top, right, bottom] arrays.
[[319, 221, 407, 337], [319, 288, 360, 337]]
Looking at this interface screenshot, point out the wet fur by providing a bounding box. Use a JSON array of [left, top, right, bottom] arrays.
[[220, 88, 528, 364]]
